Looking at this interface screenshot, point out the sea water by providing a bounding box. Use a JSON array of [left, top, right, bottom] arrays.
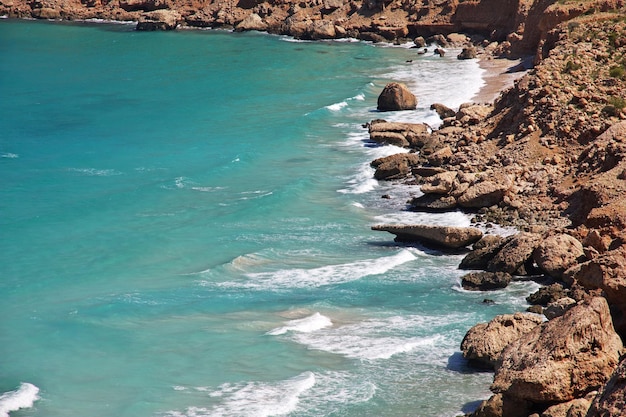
[[0, 19, 538, 417]]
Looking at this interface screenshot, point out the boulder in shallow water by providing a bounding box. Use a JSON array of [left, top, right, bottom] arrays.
[[461, 271, 512, 291], [377, 82, 417, 111], [371, 224, 482, 249], [461, 312, 542, 369], [492, 297, 622, 404]]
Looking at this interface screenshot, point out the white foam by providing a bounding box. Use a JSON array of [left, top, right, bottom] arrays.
[[0, 383, 40, 417], [266, 312, 332, 335], [1, 153, 18, 159], [217, 250, 416, 290], [373, 210, 472, 227], [290, 316, 445, 360], [168, 372, 316, 417], [325, 94, 366, 112], [67, 167, 122, 176]]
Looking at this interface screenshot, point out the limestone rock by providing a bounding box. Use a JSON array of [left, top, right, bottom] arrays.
[[487, 232, 540, 275], [458, 174, 512, 208], [588, 356, 626, 417], [309, 20, 336, 39], [420, 171, 457, 194], [543, 297, 576, 320], [235, 13, 268, 31], [377, 82, 417, 111], [526, 283, 568, 306], [541, 398, 590, 417], [371, 224, 482, 249], [461, 312, 542, 369], [461, 271, 512, 291], [574, 245, 626, 336], [469, 394, 531, 417], [492, 297, 622, 404], [456, 103, 493, 124], [458, 46, 478, 60], [137, 10, 181, 30], [119, 0, 167, 11], [430, 103, 456, 119], [533, 233, 585, 279], [460, 236, 509, 270], [408, 194, 457, 211], [371, 153, 420, 180]]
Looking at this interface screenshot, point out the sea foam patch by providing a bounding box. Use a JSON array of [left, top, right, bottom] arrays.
[[216, 250, 416, 290], [167, 372, 315, 417], [0, 383, 40, 417], [266, 312, 332, 335]]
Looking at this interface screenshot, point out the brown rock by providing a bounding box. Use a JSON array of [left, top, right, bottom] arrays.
[[487, 232, 540, 275], [458, 46, 478, 60], [420, 171, 457, 194], [543, 297, 576, 320], [309, 20, 336, 39], [587, 356, 626, 417], [526, 283, 568, 306], [137, 10, 181, 30], [492, 297, 622, 404], [408, 194, 458, 211], [461, 312, 542, 369], [459, 236, 509, 270], [377, 82, 417, 111], [371, 153, 420, 180], [541, 398, 590, 417], [574, 245, 626, 336], [371, 224, 482, 249], [235, 13, 268, 31], [461, 271, 513, 291], [533, 233, 585, 280], [458, 174, 512, 208], [456, 103, 493, 125], [431, 103, 456, 119], [469, 393, 532, 417]]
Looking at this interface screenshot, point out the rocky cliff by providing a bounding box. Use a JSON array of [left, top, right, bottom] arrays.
[[1, 0, 623, 56]]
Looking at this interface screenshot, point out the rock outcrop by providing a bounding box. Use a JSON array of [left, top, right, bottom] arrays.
[[587, 356, 626, 417], [377, 83, 417, 112], [461, 312, 542, 369], [371, 224, 482, 249], [491, 297, 622, 404]]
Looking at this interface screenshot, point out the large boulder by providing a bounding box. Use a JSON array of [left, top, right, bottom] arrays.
[[461, 312, 542, 369], [461, 271, 512, 291], [368, 121, 429, 148], [136, 10, 181, 30], [370, 153, 420, 180], [377, 82, 417, 111], [487, 232, 540, 275], [587, 356, 626, 417], [308, 20, 336, 39], [235, 13, 268, 31], [491, 297, 622, 404], [371, 224, 482, 249], [469, 393, 531, 417], [574, 245, 626, 336], [457, 172, 512, 208], [420, 171, 457, 194], [460, 235, 508, 270], [541, 398, 591, 417], [533, 233, 585, 279]]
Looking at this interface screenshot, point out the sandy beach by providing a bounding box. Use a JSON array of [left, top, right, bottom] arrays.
[[471, 55, 531, 104]]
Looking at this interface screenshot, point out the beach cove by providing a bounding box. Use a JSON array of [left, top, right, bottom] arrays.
[[0, 19, 539, 417]]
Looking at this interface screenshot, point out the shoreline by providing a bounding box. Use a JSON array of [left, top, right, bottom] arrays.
[[471, 56, 530, 104]]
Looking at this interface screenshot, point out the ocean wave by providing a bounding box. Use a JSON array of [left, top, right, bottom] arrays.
[[324, 93, 366, 112], [167, 372, 315, 417], [0, 383, 40, 417], [266, 312, 332, 335], [216, 250, 416, 290], [1, 153, 18, 159]]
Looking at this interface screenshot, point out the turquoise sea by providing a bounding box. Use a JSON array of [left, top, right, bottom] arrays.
[[0, 19, 538, 417]]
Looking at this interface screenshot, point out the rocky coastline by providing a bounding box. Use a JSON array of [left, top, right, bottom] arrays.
[[3, 0, 626, 415], [368, 9, 626, 416]]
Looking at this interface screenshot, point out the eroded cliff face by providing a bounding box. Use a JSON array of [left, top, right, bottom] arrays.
[[2, 0, 622, 56]]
